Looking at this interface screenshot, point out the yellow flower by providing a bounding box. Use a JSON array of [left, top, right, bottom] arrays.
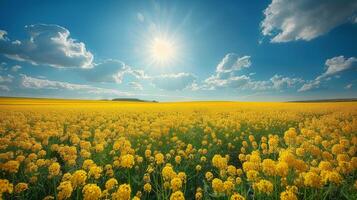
[[175, 156, 181, 164], [162, 165, 176, 181], [121, 154, 135, 168], [144, 150, 151, 158], [227, 165, 236, 176], [62, 173, 72, 182], [71, 170, 87, 189], [170, 191, 185, 200], [304, 171, 322, 188], [82, 184, 101, 200], [246, 170, 259, 182], [230, 193, 245, 200], [262, 159, 276, 176], [88, 166, 103, 179], [0, 179, 13, 197], [254, 179, 273, 195], [235, 177, 242, 185], [170, 177, 182, 191], [280, 186, 298, 200], [212, 178, 224, 193], [43, 195, 55, 200], [57, 181, 73, 200], [112, 184, 131, 200], [48, 162, 61, 178], [143, 183, 152, 192], [321, 170, 342, 185], [212, 155, 228, 169], [82, 159, 95, 170], [205, 172, 213, 181], [155, 153, 165, 165], [284, 128, 297, 145], [177, 172, 187, 183], [14, 182, 28, 193], [223, 180, 234, 194], [2, 160, 20, 174], [105, 178, 118, 190], [276, 161, 289, 177]]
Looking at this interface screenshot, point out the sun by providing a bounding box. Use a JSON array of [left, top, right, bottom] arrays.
[[150, 37, 176, 65]]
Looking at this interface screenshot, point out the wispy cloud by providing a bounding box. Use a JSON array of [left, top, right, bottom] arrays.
[[20, 74, 131, 96], [299, 55, 357, 92], [128, 82, 143, 90], [0, 74, 14, 83]]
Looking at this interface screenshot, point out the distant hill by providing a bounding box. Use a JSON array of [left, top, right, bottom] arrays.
[[112, 98, 158, 103], [288, 98, 357, 103]]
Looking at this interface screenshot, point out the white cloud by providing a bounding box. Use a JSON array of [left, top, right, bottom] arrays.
[[11, 65, 21, 72], [20, 74, 130, 96], [203, 53, 304, 91], [81, 60, 148, 83], [0, 30, 7, 41], [217, 54, 251, 72], [316, 56, 357, 80], [81, 60, 126, 83], [203, 73, 303, 91], [128, 82, 143, 90], [299, 55, 357, 92], [298, 80, 321, 92], [270, 74, 304, 90], [137, 12, 145, 22], [345, 83, 353, 89], [0, 74, 14, 83], [0, 24, 93, 68], [261, 0, 357, 42], [152, 73, 196, 90], [21, 74, 90, 90]]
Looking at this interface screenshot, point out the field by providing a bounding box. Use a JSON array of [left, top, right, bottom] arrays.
[[0, 98, 356, 200]]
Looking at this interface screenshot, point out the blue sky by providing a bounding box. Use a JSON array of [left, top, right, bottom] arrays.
[[0, 0, 356, 101]]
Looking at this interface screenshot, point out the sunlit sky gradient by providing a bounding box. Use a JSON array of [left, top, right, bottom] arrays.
[[0, 0, 356, 101]]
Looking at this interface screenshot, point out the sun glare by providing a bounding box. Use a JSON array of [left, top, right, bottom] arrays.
[[150, 37, 176, 65]]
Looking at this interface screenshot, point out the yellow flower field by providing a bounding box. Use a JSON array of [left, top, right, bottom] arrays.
[[0, 98, 356, 200]]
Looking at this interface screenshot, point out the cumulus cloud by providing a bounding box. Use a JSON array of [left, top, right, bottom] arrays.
[[0, 74, 14, 83], [202, 53, 303, 91], [81, 60, 126, 83], [261, 0, 357, 42], [217, 54, 251, 72], [20, 74, 130, 96], [316, 56, 357, 80], [152, 73, 196, 90], [203, 73, 303, 91], [0, 24, 93, 68], [299, 55, 357, 91], [81, 60, 148, 83], [270, 74, 304, 90]]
